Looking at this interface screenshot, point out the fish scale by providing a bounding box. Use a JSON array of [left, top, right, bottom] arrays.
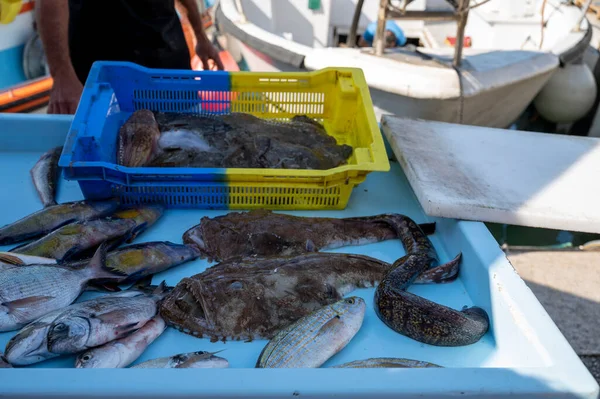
[[256, 297, 366, 368], [0, 265, 89, 332]]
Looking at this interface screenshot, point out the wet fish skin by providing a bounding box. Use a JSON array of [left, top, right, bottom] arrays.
[[0, 199, 121, 246], [9, 218, 138, 262], [9, 205, 164, 262], [4, 287, 158, 366], [256, 297, 365, 368], [67, 241, 199, 284], [75, 315, 166, 368], [131, 351, 229, 369], [46, 282, 169, 355], [183, 210, 418, 262], [159, 252, 389, 342], [331, 357, 442, 368], [30, 146, 63, 208], [0, 353, 11, 368], [374, 214, 489, 347], [117, 110, 161, 167], [0, 243, 125, 332]]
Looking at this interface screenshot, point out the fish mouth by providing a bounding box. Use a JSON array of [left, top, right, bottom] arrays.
[[162, 277, 214, 337], [182, 229, 210, 260]]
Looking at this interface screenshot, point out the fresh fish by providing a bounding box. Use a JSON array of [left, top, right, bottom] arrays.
[[182, 210, 438, 262], [182, 210, 454, 283], [75, 315, 166, 368], [4, 281, 162, 366], [256, 297, 365, 368], [160, 252, 391, 342], [0, 243, 125, 332], [0, 353, 11, 368], [130, 351, 229, 369], [149, 112, 353, 170], [117, 109, 161, 167], [374, 214, 490, 347], [68, 241, 199, 283], [46, 282, 169, 355], [331, 357, 442, 368], [9, 205, 163, 262], [0, 199, 121, 246], [30, 146, 63, 208]]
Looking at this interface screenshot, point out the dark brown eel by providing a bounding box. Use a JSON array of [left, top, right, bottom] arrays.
[[374, 214, 490, 347]]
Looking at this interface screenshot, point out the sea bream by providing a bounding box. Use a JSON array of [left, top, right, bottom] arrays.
[[4, 281, 166, 366], [130, 351, 229, 369], [0, 243, 125, 332], [331, 357, 442, 368], [160, 252, 412, 342], [256, 297, 365, 368], [75, 315, 166, 368], [30, 146, 63, 208], [46, 282, 169, 355], [9, 205, 164, 262], [0, 199, 120, 246]]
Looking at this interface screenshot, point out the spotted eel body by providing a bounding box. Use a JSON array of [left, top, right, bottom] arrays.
[[374, 215, 489, 346]]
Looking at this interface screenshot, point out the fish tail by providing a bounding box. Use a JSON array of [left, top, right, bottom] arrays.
[[87, 241, 128, 283], [413, 252, 462, 285]]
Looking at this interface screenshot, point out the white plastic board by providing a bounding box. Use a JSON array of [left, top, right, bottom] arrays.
[[381, 116, 600, 233]]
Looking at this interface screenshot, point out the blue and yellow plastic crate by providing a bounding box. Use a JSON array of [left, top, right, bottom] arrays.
[[59, 61, 390, 210]]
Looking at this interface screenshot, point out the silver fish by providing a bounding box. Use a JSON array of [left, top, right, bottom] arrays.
[[30, 146, 63, 208], [256, 297, 365, 368], [46, 282, 169, 355], [75, 315, 166, 368], [4, 287, 156, 366], [9, 205, 164, 262], [0, 199, 121, 246], [331, 357, 442, 368], [131, 351, 229, 369], [0, 243, 124, 332]]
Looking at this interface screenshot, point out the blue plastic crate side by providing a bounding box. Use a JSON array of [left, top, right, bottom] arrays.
[[91, 61, 232, 114]]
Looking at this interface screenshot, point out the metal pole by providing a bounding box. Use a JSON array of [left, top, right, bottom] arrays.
[[453, 0, 469, 67], [347, 0, 365, 47], [574, 0, 592, 32], [374, 0, 389, 56]]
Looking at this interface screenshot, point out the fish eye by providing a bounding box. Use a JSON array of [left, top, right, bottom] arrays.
[[53, 323, 66, 332], [82, 355, 92, 361], [345, 298, 355, 304], [195, 351, 208, 355]]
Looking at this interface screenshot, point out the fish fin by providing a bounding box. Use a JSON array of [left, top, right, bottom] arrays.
[[418, 222, 436, 236], [413, 252, 461, 285], [93, 309, 133, 326], [85, 282, 122, 292], [305, 239, 317, 253], [0, 253, 25, 266], [115, 322, 142, 334], [87, 241, 128, 282], [44, 199, 58, 208], [60, 245, 83, 262], [316, 315, 343, 337], [130, 275, 154, 290], [152, 280, 169, 296], [3, 296, 54, 311]]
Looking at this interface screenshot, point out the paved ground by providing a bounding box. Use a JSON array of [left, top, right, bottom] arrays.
[[506, 249, 600, 384]]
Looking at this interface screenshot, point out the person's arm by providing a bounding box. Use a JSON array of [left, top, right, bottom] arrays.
[[35, 0, 83, 114], [178, 0, 224, 70]]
